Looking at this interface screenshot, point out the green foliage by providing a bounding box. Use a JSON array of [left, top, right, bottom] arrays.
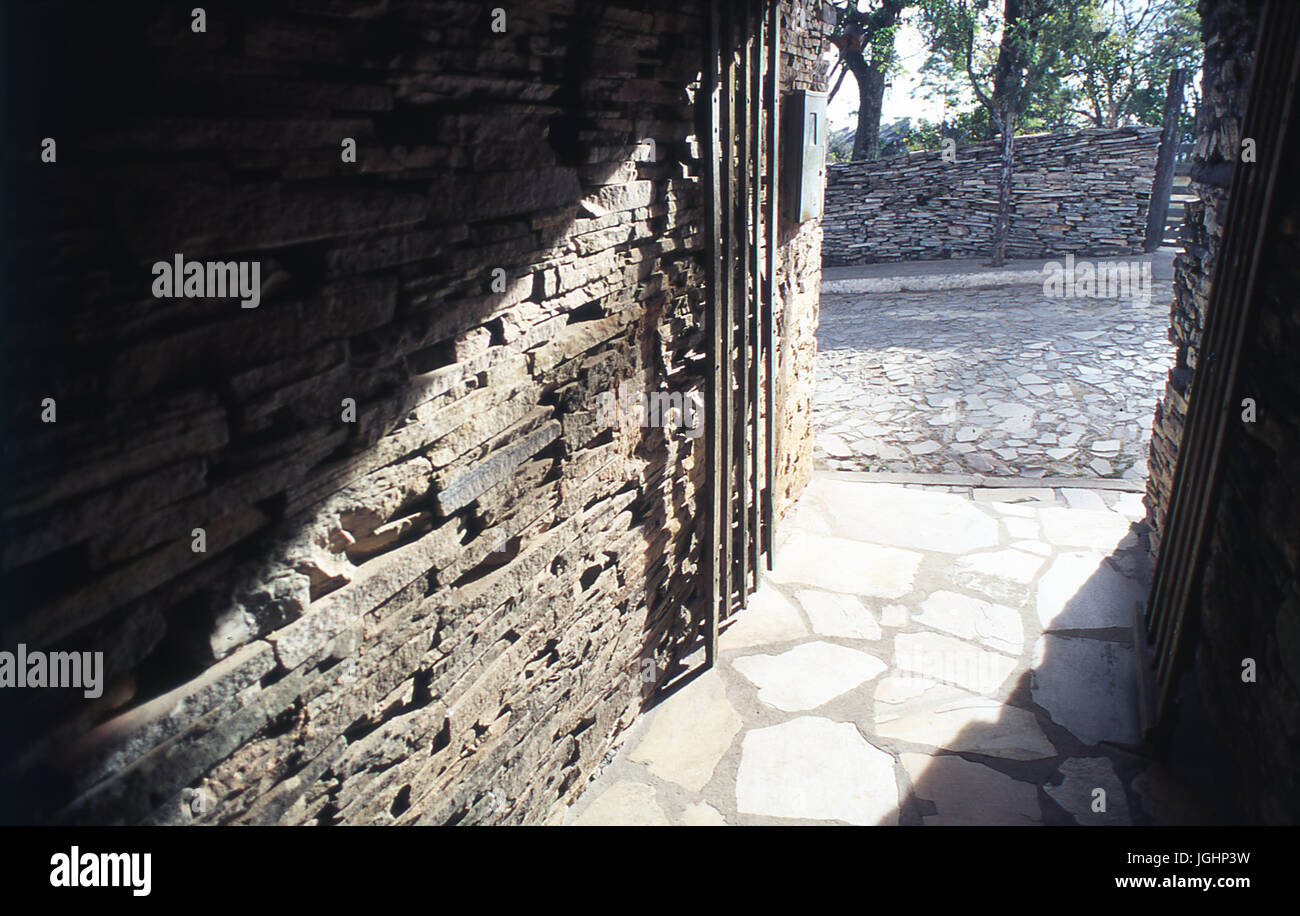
[[916, 0, 1092, 133], [828, 124, 857, 163], [827, 116, 986, 161], [913, 0, 1202, 133], [829, 1, 914, 73], [944, 107, 993, 143], [828, 2, 916, 159], [1062, 0, 1201, 128]]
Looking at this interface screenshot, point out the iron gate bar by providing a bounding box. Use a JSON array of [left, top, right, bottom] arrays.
[[749, 0, 763, 584], [1144, 0, 1300, 738], [703, 0, 776, 664], [763, 0, 778, 569], [704, 0, 723, 666], [736, 0, 751, 609], [721, 0, 736, 623]]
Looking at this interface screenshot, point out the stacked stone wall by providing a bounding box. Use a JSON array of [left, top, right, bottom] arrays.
[[1144, 0, 1262, 552], [0, 0, 829, 825], [822, 127, 1161, 265], [1150, 0, 1299, 825]]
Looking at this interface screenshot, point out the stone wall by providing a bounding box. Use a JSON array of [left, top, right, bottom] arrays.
[[772, 1, 835, 513], [1195, 113, 1300, 823], [774, 219, 823, 514], [1144, 0, 1261, 552], [821, 127, 1161, 265], [0, 0, 828, 825], [1141, 0, 1298, 825]]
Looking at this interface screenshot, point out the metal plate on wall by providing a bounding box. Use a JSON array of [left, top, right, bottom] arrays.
[[783, 89, 826, 223]]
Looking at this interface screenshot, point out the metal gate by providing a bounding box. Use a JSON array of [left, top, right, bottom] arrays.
[[701, 0, 781, 666]]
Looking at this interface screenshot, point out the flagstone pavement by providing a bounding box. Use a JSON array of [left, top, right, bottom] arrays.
[[813, 255, 1176, 479], [561, 472, 1206, 826]]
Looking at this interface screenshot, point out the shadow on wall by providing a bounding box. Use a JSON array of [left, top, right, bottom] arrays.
[[0, 0, 717, 825]]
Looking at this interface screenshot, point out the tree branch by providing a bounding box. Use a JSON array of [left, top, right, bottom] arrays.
[[829, 60, 850, 102], [959, 4, 1000, 132]]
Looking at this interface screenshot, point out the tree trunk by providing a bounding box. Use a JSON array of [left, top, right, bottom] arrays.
[[990, 107, 1017, 267], [848, 57, 886, 161], [1145, 68, 1187, 252]]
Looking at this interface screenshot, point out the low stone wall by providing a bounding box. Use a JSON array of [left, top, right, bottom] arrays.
[[822, 127, 1161, 265]]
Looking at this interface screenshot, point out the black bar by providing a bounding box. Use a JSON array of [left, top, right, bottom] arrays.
[[721, 0, 736, 622], [748, 0, 763, 585], [704, 0, 723, 666], [762, 0, 779, 569], [736, 0, 751, 608]]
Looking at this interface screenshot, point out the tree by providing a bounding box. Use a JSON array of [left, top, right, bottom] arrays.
[[1063, 0, 1200, 129], [919, 0, 1089, 265], [829, 1, 913, 161]]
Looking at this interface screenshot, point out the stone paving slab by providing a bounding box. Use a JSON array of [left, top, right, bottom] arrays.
[[813, 254, 1175, 480], [563, 473, 1206, 827], [626, 670, 741, 792], [822, 251, 1176, 293], [822, 256, 1085, 295]]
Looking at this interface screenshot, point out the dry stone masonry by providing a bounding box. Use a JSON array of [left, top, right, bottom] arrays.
[[1145, 0, 1300, 825], [821, 128, 1162, 266], [1196, 128, 1300, 826], [1144, 0, 1260, 554], [1134, 0, 1298, 825], [0, 0, 831, 825]]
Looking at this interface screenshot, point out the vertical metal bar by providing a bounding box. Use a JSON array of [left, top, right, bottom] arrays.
[[762, 0, 779, 569], [704, 0, 723, 667], [721, 0, 736, 622], [749, 0, 763, 585], [736, 0, 752, 607]]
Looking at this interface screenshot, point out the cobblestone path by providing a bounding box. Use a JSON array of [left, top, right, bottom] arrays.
[[813, 281, 1174, 479]]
